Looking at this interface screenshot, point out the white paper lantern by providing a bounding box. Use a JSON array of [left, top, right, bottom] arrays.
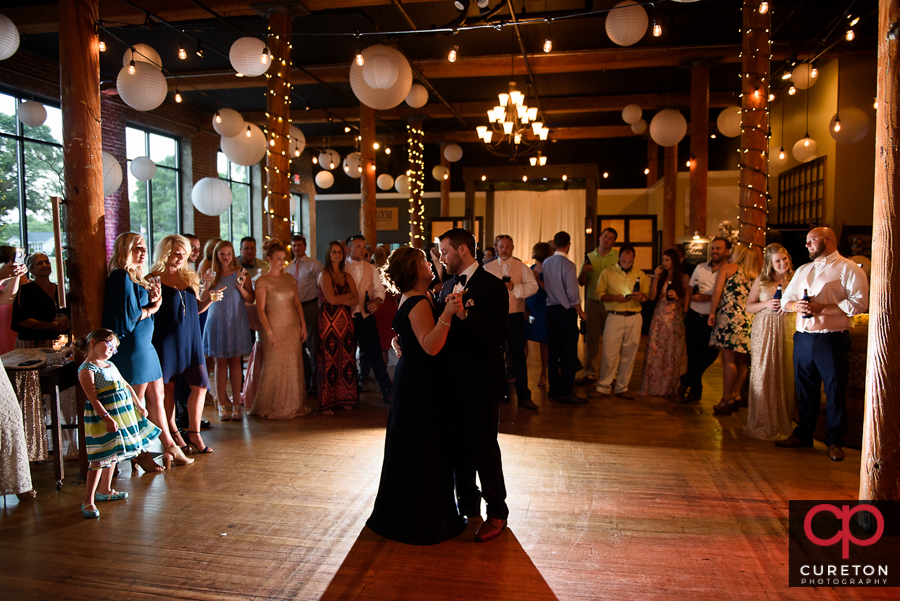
[[343, 152, 362, 178], [130, 156, 157, 181], [18, 100, 47, 127], [229, 37, 270, 77], [621, 104, 642, 125], [362, 53, 399, 89], [220, 123, 266, 167], [318, 149, 340, 170], [605, 1, 648, 47], [829, 107, 870, 144], [376, 173, 394, 191], [289, 195, 298, 216], [443, 143, 463, 163], [213, 108, 244, 138], [191, 177, 233, 216], [432, 165, 449, 181], [315, 171, 334, 189], [349, 45, 413, 111], [102, 150, 123, 197], [649, 109, 687, 147], [394, 174, 409, 195], [0, 15, 21, 61], [123, 44, 161, 69], [289, 125, 306, 157], [116, 61, 167, 112], [791, 64, 818, 90], [405, 84, 429, 109], [631, 119, 647, 134], [792, 137, 818, 163], [716, 106, 742, 138]]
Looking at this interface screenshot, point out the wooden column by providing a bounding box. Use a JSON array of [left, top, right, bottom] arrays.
[[646, 139, 659, 188], [860, 0, 900, 506], [59, 0, 105, 343], [464, 179, 475, 226], [738, 0, 769, 248], [662, 144, 677, 250], [690, 61, 709, 236], [586, 176, 598, 250], [264, 10, 292, 244], [408, 121, 424, 248], [440, 142, 451, 217], [360, 103, 377, 246]]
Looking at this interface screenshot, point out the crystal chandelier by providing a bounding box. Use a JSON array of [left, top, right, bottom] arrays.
[[476, 81, 548, 163]]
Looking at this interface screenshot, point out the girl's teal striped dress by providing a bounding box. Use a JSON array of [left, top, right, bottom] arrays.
[[79, 361, 161, 466]]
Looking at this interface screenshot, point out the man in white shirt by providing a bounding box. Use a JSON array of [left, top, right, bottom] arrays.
[[777, 227, 868, 462], [485, 235, 540, 410], [678, 237, 730, 402], [346, 235, 392, 403], [286, 234, 323, 393]]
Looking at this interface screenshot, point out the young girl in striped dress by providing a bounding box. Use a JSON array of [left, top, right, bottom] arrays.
[[77, 329, 166, 519]]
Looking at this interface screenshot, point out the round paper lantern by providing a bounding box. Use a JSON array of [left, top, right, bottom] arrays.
[[213, 108, 244, 138], [631, 119, 647, 134], [405, 84, 428, 109], [349, 45, 413, 111], [443, 143, 463, 163], [18, 100, 47, 127], [315, 170, 334, 189], [829, 107, 870, 144], [229, 37, 270, 77], [792, 137, 818, 163], [318, 149, 340, 170], [716, 106, 742, 138], [191, 177, 232, 216], [343, 152, 362, 178], [605, 1, 648, 47], [102, 151, 123, 197], [791, 63, 818, 90], [362, 53, 399, 89], [220, 123, 266, 167], [116, 61, 167, 112], [621, 104, 642, 125], [432, 165, 449, 181], [130, 156, 157, 181], [394, 174, 409, 195], [123, 44, 161, 69], [649, 109, 687, 147], [289, 125, 306, 157], [0, 15, 21, 61], [376, 173, 394, 191]]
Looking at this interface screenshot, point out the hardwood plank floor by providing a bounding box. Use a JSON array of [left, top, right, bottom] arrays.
[[0, 338, 888, 600]]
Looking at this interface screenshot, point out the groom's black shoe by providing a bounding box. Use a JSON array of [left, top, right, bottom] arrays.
[[474, 517, 507, 543]]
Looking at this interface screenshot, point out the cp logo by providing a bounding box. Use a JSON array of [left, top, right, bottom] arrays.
[[803, 504, 884, 559]]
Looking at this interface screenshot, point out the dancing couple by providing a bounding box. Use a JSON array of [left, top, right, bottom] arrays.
[[367, 228, 510, 545]]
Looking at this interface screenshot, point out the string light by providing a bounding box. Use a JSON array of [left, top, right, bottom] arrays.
[[779, 148, 785, 160], [448, 46, 458, 62], [481, 174, 487, 181], [833, 116, 841, 132], [246, 125, 252, 138], [174, 89, 182, 103], [644, 168, 650, 175], [98, 29, 106, 52], [385, 147, 391, 155], [788, 86, 796, 95], [759, 1, 769, 15], [261, 46, 270, 65], [603, 171, 609, 178], [652, 19, 662, 37], [178, 41, 187, 60], [874, 97, 879, 109], [195, 42, 204, 58], [215, 111, 222, 124], [845, 29, 855, 41], [543, 37, 553, 53]]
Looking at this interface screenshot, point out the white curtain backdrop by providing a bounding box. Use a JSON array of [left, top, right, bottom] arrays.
[[494, 189, 585, 269]]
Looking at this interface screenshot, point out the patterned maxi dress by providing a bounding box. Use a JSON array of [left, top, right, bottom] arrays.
[[744, 281, 795, 440], [317, 274, 358, 411], [78, 361, 160, 467], [710, 267, 752, 353], [637, 286, 687, 397], [0, 368, 32, 495]]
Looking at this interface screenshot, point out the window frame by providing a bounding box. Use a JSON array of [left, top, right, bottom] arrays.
[[217, 151, 252, 245], [125, 125, 182, 249]]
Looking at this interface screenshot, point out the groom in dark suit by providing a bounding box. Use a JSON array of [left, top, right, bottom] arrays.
[[437, 228, 510, 542]]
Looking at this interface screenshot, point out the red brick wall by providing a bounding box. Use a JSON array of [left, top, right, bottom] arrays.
[[191, 131, 222, 247], [101, 96, 128, 257]]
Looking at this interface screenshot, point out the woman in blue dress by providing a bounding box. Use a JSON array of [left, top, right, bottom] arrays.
[[525, 242, 551, 387], [202, 240, 254, 421], [103, 233, 192, 469], [150, 235, 220, 455]]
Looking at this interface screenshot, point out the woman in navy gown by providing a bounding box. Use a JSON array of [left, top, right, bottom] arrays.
[[366, 247, 466, 545]]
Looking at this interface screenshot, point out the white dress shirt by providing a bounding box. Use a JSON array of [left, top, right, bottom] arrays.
[[286, 255, 324, 303], [687, 261, 719, 315], [782, 250, 868, 333], [345, 257, 385, 318], [484, 257, 538, 314]]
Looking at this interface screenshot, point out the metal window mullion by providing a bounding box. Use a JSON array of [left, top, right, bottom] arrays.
[[16, 114, 27, 250]]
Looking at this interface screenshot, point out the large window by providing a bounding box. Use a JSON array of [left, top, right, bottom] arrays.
[[126, 127, 181, 250], [217, 152, 251, 247]]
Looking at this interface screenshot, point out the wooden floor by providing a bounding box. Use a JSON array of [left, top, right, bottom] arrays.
[[0, 338, 889, 600]]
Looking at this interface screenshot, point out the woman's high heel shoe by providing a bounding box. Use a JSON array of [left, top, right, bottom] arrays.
[[164, 445, 195, 466], [131, 451, 166, 473], [184, 431, 213, 454], [713, 396, 737, 415]]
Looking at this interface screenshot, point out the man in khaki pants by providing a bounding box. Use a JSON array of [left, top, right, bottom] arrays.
[[577, 228, 618, 382]]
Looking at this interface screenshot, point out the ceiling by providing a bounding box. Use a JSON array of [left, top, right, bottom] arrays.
[[1, 0, 879, 190]]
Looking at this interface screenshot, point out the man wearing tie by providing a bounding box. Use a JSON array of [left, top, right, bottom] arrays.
[[286, 235, 323, 394], [778, 227, 868, 462]]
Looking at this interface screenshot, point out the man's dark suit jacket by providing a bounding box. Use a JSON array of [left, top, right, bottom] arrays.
[[438, 265, 509, 403]]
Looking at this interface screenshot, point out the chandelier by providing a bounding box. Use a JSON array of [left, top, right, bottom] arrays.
[[476, 81, 549, 163]]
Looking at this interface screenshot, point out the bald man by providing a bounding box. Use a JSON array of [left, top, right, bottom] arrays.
[[777, 227, 868, 462]]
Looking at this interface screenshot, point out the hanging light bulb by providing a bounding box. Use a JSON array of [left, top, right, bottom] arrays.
[[215, 111, 222, 124], [344, 126, 351, 133], [481, 174, 487, 181], [644, 168, 650, 175], [294, 148, 300, 157], [846, 29, 855, 41], [448, 46, 458, 63], [652, 20, 662, 37], [769, 93, 775, 101], [373, 142, 380, 150], [178, 41, 187, 60], [128, 58, 136, 75], [779, 147, 785, 160], [246, 125, 252, 138], [833, 116, 842, 132], [781, 72, 792, 80], [261, 46, 270, 65], [710, 133, 717, 139], [562, 174, 568, 181], [753, 89, 760, 99], [788, 86, 796, 95], [522, 174, 528, 182], [174, 90, 182, 103], [804, 137, 810, 147], [195, 42, 205, 58], [98, 30, 106, 52], [759, 1, 769, 14], [874, 97, 879, 109], [312, 156, 318, 164], [385, 147, 391, 155], [543, 37, 552, 53], [355, 52, 364, 67]]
